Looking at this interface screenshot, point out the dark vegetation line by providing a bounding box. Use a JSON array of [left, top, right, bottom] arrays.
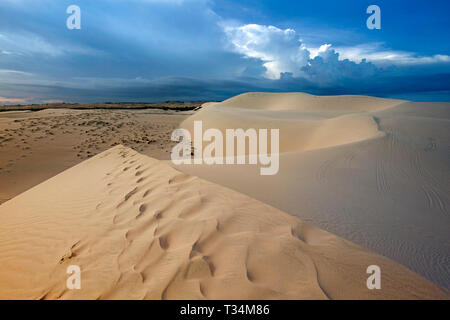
[[0, 101, 213, 112]]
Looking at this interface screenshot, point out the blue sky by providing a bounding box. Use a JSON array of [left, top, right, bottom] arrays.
[[0, 0, 449, 104]]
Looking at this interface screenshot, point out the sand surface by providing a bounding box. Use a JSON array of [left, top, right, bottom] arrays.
[[0, 108, 190, 204], [0, 145, 446, 299], [176, 93, 450, 289]]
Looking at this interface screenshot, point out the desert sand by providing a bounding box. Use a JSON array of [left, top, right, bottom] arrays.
[[0, 145, 446, 299], [0, 93, 448, 300], [0, 108, 191, 204], [176, 92, 450, 289]]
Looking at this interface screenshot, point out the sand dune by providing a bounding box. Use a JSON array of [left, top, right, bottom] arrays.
[[174, 93, 450, 289], [0, 108, 189, 205], [180, 92, 406, 155], [0, 145, 446, 299], [217, 92, 406, 112], [182, 105, 384, 153]]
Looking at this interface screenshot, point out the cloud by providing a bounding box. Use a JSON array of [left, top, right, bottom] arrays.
[[223, 24, 310, 79], [0, 96, 27, 104], [0, 31, 100, 57], [0, 3, 449, 102], [334, 43, 450, 66], [302, 47, 378, 86], [0, 69, 33, 76], [224, 23, 450, 83], [3, 70, 450, 105], [0, 75, 265, 104], [308, 44, 332, 59], [223, 23, 381, 85]]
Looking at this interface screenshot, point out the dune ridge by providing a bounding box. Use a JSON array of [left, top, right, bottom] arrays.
[[181, 105, 385, 154], [0, 108, 189, 205], [217, 92, 407, 112], [174, 92, 450, 289], [0, 145, 447, 299]]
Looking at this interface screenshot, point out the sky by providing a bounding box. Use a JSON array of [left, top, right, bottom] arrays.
[[0, 0, 449, 104]]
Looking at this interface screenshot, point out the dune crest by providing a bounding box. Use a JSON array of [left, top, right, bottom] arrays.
[[0, 146, 446, 299], [217, 92, 406, 112], [174, 92, 450, 289], [182, 107, 385, 153]]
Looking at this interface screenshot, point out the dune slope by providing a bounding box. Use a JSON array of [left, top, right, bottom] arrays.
[[217, 92, 406, 112], [174, 93, 450, 289], [0, 145, 446, 299], [181, 104, 385, 154]]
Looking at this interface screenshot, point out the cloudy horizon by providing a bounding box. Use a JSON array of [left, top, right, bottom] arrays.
[[1, 0, 449, 104]]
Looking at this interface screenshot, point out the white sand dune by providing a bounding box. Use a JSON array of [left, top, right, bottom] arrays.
[[0, 145, 446, 299], [180, 92, 406, 154], [182, 105, 385, 153], [218, 92, 406, 112], [176, 92, 450, 289]]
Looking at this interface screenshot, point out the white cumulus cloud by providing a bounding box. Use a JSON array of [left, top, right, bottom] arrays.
[[223, 24, 310, 79], [223, 23, 450, 81]]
